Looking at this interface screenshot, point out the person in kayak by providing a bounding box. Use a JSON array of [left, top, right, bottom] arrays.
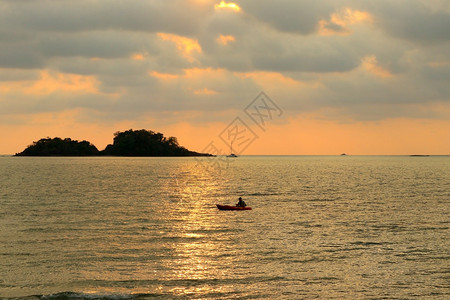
[[236, 197, 247, 207]]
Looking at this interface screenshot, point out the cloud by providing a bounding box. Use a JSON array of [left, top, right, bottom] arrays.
[[318, 8, 373, 36], [216, 34, 236, 46], [235, 0, 337, 35], [366, 0, 450, 44], [0, 0, 212, 34], [215, 1, 241, 12], [0, 0, 449, 129], [157, 33, 202, 62]]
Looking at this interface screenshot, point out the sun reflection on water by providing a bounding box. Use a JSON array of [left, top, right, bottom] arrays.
[[162, 159, 236, 295], [2, 156, 448, 298]]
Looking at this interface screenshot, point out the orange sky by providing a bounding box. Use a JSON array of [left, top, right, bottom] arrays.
[[2, 111, 449, 155]]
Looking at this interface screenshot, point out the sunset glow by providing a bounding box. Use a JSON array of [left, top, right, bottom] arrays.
[[362, 56, 394, 78], [149, 71, 179, 80], [130, 53, 146, 60], [2, 4, 449, 300], [319, 8, 373, 35], [192, 88, 218, 95], [158, 33, 202, 62], [334, 8, 373, 26], [214, 1, 241, 12], [0, 0, 449, 155], [0, 70, 100, 95], [216, 35, 236, 45]]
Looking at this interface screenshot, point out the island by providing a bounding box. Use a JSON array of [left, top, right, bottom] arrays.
[[15, 129, 212, 157], [102, 129, 210, 156], [15, 137, 99, 156]]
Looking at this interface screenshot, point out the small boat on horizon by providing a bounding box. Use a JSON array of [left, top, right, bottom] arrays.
[[226, 141, 238, 157]]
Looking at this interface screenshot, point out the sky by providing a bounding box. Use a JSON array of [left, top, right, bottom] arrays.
[[1, 0, 449, 155]]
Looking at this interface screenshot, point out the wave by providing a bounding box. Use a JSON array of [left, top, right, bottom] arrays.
[[22, 292, 164, 300]]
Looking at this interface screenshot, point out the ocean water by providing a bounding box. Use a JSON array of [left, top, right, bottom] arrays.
[[0, 156, 449, 299]]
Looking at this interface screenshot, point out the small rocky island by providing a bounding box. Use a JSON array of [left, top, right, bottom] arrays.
[[15, 129, 211, 157], [15, 137, 99, 156]]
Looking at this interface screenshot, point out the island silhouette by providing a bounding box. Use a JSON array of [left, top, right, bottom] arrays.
[[15, 129, 212, 157]]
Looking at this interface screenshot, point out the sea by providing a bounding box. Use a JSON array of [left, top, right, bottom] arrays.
[[0, 155, 449, 299]]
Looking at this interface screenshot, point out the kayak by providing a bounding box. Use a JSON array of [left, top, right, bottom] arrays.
[[216, 204, 252, 211]]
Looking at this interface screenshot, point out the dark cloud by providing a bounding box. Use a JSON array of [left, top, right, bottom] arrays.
[[322, 22, 347, 34], [0, 44, 44, 69], [38, 32, 147, 59], [366, 1, 450, 44], [1, 0, 211, 35], [0, 69, 39, 82], [236, 0, 337, 35], [0, 0, 449, 124], [249, 36, 360, 73]]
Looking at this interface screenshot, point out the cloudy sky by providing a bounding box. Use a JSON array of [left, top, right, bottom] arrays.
[[1, 0, 449, 154]]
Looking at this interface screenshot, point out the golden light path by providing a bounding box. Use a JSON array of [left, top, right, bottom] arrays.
[[164, 161, 234, 296]]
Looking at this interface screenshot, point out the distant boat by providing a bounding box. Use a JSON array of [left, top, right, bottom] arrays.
[[410, 154, 430, 157], [340, 153, 347, 156], [226, 141, 238, 158]]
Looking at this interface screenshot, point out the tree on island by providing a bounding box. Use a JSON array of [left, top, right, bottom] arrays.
[[102, 129, 208, 156], [15, 137, 99, 156], [15, 129, 211, 157]]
